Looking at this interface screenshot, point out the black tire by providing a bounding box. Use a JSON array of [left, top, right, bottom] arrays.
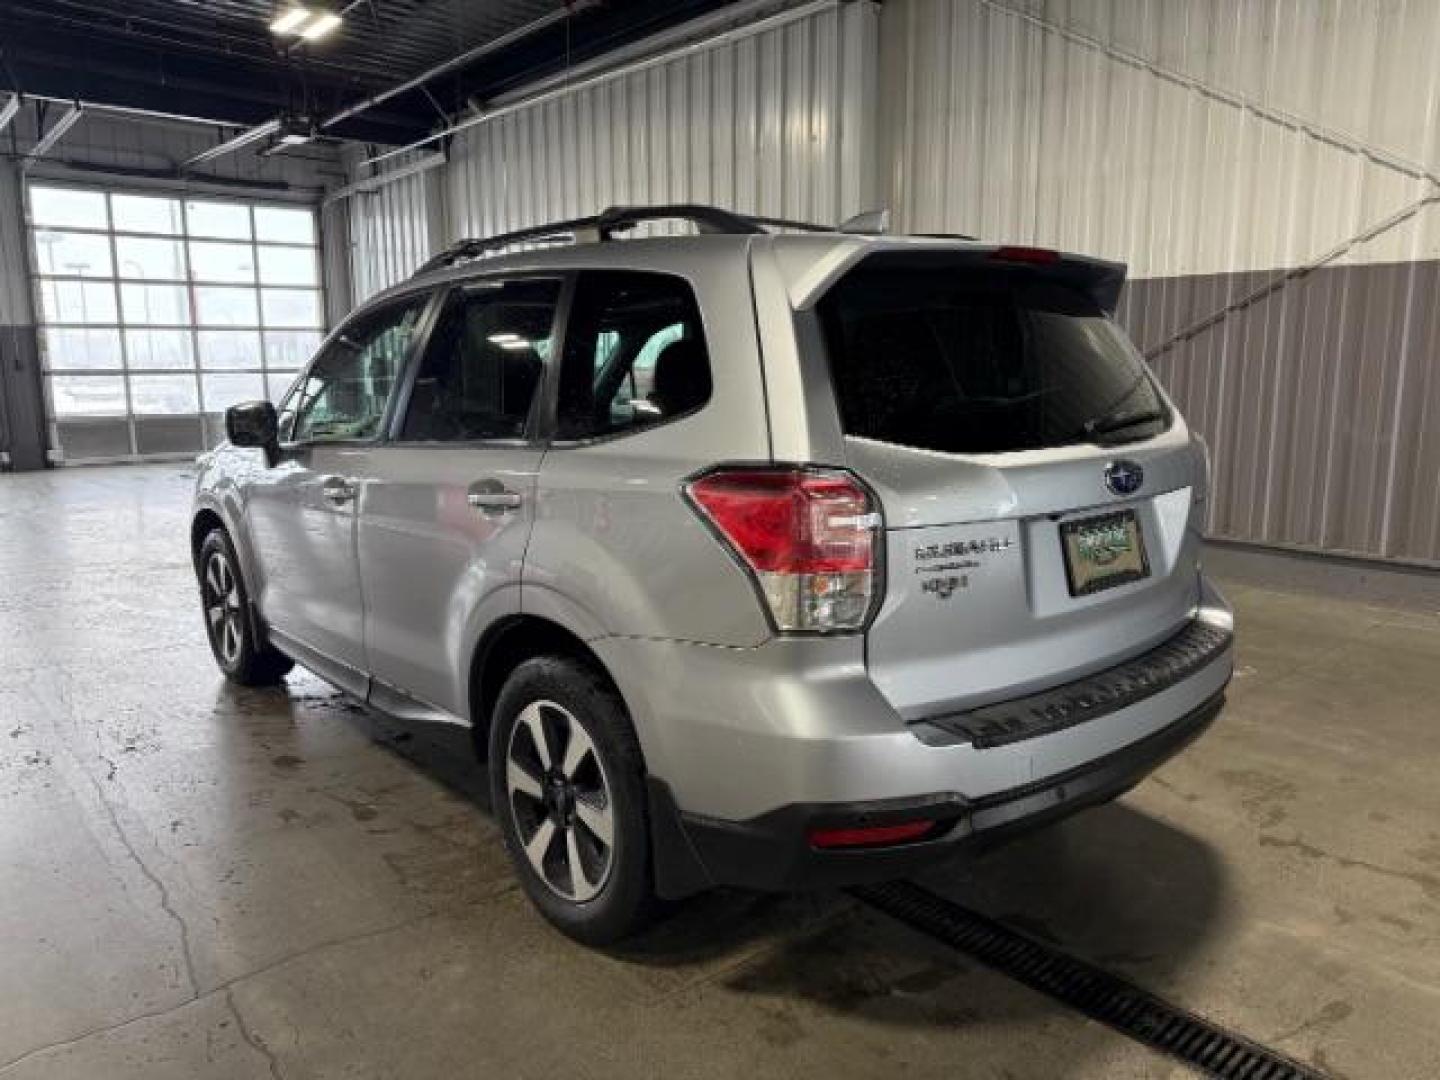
[[489, 655, 656, 945], [196, 528, 294, 686]]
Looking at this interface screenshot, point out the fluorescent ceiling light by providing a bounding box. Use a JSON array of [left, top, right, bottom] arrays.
[[300, 12, 343, 39], [269, 6, 311, 34]]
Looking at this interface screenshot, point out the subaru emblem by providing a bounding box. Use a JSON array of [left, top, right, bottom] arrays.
[[1104, 460, 1144, 497]]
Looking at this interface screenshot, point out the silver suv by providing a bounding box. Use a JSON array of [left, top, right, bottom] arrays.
[[192, 205, 1233, 944]]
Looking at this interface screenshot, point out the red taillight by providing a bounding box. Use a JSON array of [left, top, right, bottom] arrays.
[[808, 820, 936, 849], [991, 245, 1060, 265], [685, 466, 881, 632]]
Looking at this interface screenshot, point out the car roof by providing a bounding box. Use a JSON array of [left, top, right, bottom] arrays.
[[366, 231, 1126, 316]]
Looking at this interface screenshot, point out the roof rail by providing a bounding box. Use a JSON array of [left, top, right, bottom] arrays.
[[413, 203, 767, 275], [410, 203, 912, 277]]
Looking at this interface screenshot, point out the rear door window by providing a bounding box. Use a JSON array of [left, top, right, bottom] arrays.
[[557, 272, 711, 440], [816, 259, 1168, 454]]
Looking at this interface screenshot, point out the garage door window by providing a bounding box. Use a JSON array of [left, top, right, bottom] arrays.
[[28, 184, 325, 461]]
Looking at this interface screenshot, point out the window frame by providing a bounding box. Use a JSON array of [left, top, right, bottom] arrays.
[[546, 268, 714, 449], [385, 273, 573, 449], [278, 287, 443, 451]]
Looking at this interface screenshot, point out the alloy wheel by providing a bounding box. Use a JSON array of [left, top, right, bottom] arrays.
[[204, 551, 244, 666], [505, 699, 615, 903]]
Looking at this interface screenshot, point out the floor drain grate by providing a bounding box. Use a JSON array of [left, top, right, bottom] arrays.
[[852, 880, 1328, 1080]]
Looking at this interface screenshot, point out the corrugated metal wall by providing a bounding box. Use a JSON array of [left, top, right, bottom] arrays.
[[344, 0, 879, 304], [345, 148, 443, 302], [880, 0, 1440, 565], [446, 1, 876, 244]]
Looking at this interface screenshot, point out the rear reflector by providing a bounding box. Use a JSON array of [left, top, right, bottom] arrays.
[[990, 245, 1060, 265], [685, 466, 881, 632], [808, 821, 936, 849]]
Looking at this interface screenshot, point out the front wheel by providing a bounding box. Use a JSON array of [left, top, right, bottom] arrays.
[[489, 656, 656, 945], [197, 528, 293, 686]]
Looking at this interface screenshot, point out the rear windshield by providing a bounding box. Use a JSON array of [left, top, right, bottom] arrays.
[[816, 260, 1169, 455]]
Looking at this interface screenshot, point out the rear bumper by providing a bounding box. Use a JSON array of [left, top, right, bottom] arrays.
[[596, 576, 1233, 896], [650, 687, 1225, 895]]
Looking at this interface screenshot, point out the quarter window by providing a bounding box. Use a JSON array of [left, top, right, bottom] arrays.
[[399, 280, 560, 442], [557, 272, 711, 440], [286, 297, 428, 443]]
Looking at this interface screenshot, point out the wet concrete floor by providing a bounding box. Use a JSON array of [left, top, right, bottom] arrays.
[[2, 464, 1437, 1078]]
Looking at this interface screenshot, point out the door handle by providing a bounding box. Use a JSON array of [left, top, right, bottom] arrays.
[[467, 479, 523, 513], [321, 476, 357, 505]]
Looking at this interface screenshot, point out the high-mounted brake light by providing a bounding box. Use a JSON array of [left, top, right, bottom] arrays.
[[685, 466, 881, 633], [991, 245, 1060, 265]]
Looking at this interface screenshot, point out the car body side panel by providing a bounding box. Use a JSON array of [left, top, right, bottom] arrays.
[[748, 238, 846, 464], [527, 436, 773, 647], [524, 257, 775, 648], [241, 444, 371, 674], [193, 448, 259, 584], [355, 444, 544, 718]]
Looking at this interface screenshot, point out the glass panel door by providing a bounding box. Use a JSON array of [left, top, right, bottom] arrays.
[[28, 183, 327, 461]]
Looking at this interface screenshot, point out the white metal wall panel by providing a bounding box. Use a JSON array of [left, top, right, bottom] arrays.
[[346, 149, 442, 302], [882, 0, 1440, 277], [442, 2, 878, 245], [881, 0, 1440, 564]]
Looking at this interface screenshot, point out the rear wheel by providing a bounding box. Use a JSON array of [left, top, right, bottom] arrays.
[[489, 656, 656, 945], [197, 528, 293, 686]]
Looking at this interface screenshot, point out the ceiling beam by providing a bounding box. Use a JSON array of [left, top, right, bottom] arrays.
[[0, 95, 20, 136], [321, 0, 600, 131], [182, 119, 283, 170], [5, 50, 430, 145], [25, 103, 83, 163]]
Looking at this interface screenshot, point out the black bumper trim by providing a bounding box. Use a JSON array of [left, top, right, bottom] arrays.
[[914, 617, 1232, 749], [648, 689, 1225, 897]]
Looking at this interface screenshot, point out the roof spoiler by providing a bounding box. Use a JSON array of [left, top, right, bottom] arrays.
[[780, 241, 1128, 315]]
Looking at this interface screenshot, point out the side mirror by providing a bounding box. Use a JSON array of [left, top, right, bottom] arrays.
[[225, 400, 279, 463]]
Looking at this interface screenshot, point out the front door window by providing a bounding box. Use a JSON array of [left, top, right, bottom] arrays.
[[282, 296, 429, 444]]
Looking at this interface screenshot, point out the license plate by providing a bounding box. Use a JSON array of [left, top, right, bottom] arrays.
[[1060, 509, 1150, 596]]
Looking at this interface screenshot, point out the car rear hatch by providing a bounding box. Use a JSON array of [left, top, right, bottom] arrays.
[[810, 246, 1205, 722]]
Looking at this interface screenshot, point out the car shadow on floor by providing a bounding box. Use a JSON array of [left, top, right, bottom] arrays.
[[693, 804, 1229, 1025], [912, 800, 1232, 980]]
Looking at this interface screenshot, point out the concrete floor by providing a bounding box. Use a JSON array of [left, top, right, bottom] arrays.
[[2, 464, 1438, 1080]]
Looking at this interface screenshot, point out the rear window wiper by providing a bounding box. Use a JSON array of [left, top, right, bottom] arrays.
[[1082, 407, 1167, 441]]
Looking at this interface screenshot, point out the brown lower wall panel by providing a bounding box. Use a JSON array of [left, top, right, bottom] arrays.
[[0, 325, 47, 471], [1118, 261, 1440, 566]]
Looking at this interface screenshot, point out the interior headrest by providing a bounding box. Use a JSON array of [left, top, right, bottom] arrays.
[[648, 337, 711, 416]]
